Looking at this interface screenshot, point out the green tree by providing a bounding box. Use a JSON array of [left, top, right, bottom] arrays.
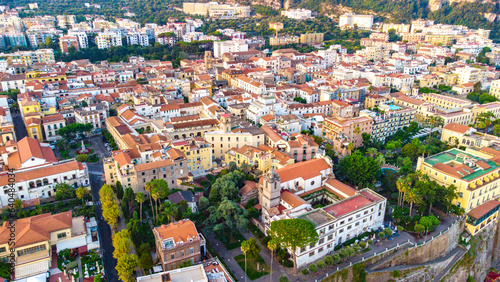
[[268, 239, 278, 282], [76, 154, 88, 162], [338, 151, 380, 187], [209, 170, 246, 201], [367, 147, 378, 157], [55, 183, 75, 200], [241, 238, 261, 281], [309, 263, 318, 273], [102, 199, 119, 230], [136, 192, 145, 222], [198, 196, 210, 211], [269, 219, 318, 273], [13, 198, 23, 210], [76, 186, 90, 204], [116, 253, 138, 282], [0, 261, 11, 279], [414, 223, 426, 235], [138, 244, 153, 271], [205, 198, 248, 236], [116, 181, 124, 200], [404, 188, 423, 217], [112, 229, 132, 259]]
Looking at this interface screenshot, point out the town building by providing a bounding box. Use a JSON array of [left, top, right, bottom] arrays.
[[153, 219, 206, 271]]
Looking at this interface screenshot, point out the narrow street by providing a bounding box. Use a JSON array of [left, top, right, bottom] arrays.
[[12, 112, 28, 141], [89, 168, 119, 282]]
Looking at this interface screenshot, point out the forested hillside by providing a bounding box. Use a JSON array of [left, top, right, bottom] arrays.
[[9, 0, 500, 40]]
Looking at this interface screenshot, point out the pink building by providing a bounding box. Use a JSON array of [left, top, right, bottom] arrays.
[[323, 116, 373, 156]]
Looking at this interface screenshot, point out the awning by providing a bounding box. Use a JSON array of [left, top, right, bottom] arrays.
[[56, 236, 87, 252], [13, 272, 47, 282]]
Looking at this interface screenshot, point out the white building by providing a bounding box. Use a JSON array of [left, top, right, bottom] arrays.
[[126, 32, 149, 47], [68, 30, 89, 49], [339, 13, 374, 30], [0, 137, 89, 208], [213, 39, 248, 58], [280, 9, 313, 20], [258, 164, 386, 268], [96, 32, 122, 49]]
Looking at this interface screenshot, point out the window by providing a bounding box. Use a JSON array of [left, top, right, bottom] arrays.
[[17, 244, 46, 256], [319, 238, 324, 244], [0, 247, 5, 253], [57, 232, 67, 239], [328, 234, 333, 240], [171, 254, 175, 260], [318, 247, 324, 253], [309, 251, 315, 257], [190, 248, 193, 254], [181, 251, 184, 257]]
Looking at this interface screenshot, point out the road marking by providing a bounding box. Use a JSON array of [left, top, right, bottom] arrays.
[[89, 171, 103, 175]]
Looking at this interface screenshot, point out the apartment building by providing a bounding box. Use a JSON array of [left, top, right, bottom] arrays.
[[126, 32, 149, 47], [454, 66, 488, 85], [281, 9, 313, 20], [0, 211, 89, 280], [74, 109, 102, 131], [42, 114, 66, 142], [360, 106, 416, 143], [96, 32, 122, 49], [339, 13, 374, 29], [422, 93, 473, 110], [490, 79, 500, 99], [103, 149, 189, 193], [225, 145, 294, 173], [417, 148, 500, 212], [213, 39, 249, 58], [322, 116, 373, 156], [59, 36, 79, 53], [153, 219, 206, 271], [183, 2, 250, 18], [465, 200, 500, 236], [269, 36, 300, 46], [171, 137, 213, 172]]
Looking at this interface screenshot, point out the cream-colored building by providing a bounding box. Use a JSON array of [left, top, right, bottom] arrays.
[[0, 212, 87, 280], [417, 148, 500, 212]]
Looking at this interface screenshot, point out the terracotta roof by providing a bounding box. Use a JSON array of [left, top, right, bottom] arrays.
[[280, 190, 308, 208], [443, 122, 471, 134], [135, 159, 174, 172], [42, 114, 64, 123], [324, 194, 372, 217], [0, 211, 73, 248], [324, 178, 357, 199], [154, 219, 200, 244], [0, 161, 84, 186], [275, 158, 330, 182], [468, 200, 500, 220]]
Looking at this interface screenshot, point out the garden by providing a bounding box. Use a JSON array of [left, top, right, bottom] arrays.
[[234, 253, 270, 281]]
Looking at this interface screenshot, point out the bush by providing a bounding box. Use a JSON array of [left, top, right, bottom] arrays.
[[332, 253, 341, 263], [324, 255, 334, 265], [359, 241, 367, 249], [339, 248, 349, 258], [309, 264, 317, 273], [279, 275, 289, 282], [368, 239, 373, 245], [301, 268, 309, 275], [397, 225, 404, 232], [353, 243, 361, 252], [392, 269, 401, 278], [317, 260, 325, 269], [76, 154, 88, 162]]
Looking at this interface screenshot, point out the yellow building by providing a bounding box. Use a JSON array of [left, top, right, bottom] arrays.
[[172, 137, 213, 171], [25, 116, 43, 141], [300, 33, 324, 44], [465, 200, 500, 236], [417, 148, 500, 212], [26, 71, 67, 82], [424, 34, 454, 46], [224, 145, 294, 173], [20, 99, 41, 117]]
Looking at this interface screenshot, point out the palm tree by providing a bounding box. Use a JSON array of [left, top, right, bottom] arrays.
[[396, 177, 411, 207], [241, 242, 249, 282], [404, 188, 422, 217], [268, 240, 278, 282], [427, 115, 444, 141], [367, 147, 378, 157], [136, 192, 145, 222], [151, 189, 159, 222], [477, 112, 495, 133], [144, 182, 156, 222]]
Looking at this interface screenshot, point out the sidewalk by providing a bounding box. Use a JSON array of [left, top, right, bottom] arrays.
[[204, 231, 250, 281]]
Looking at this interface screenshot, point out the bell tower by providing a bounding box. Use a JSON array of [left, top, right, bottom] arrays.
[[259, 169, 281, 211], [220, 114, 232, 133]]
